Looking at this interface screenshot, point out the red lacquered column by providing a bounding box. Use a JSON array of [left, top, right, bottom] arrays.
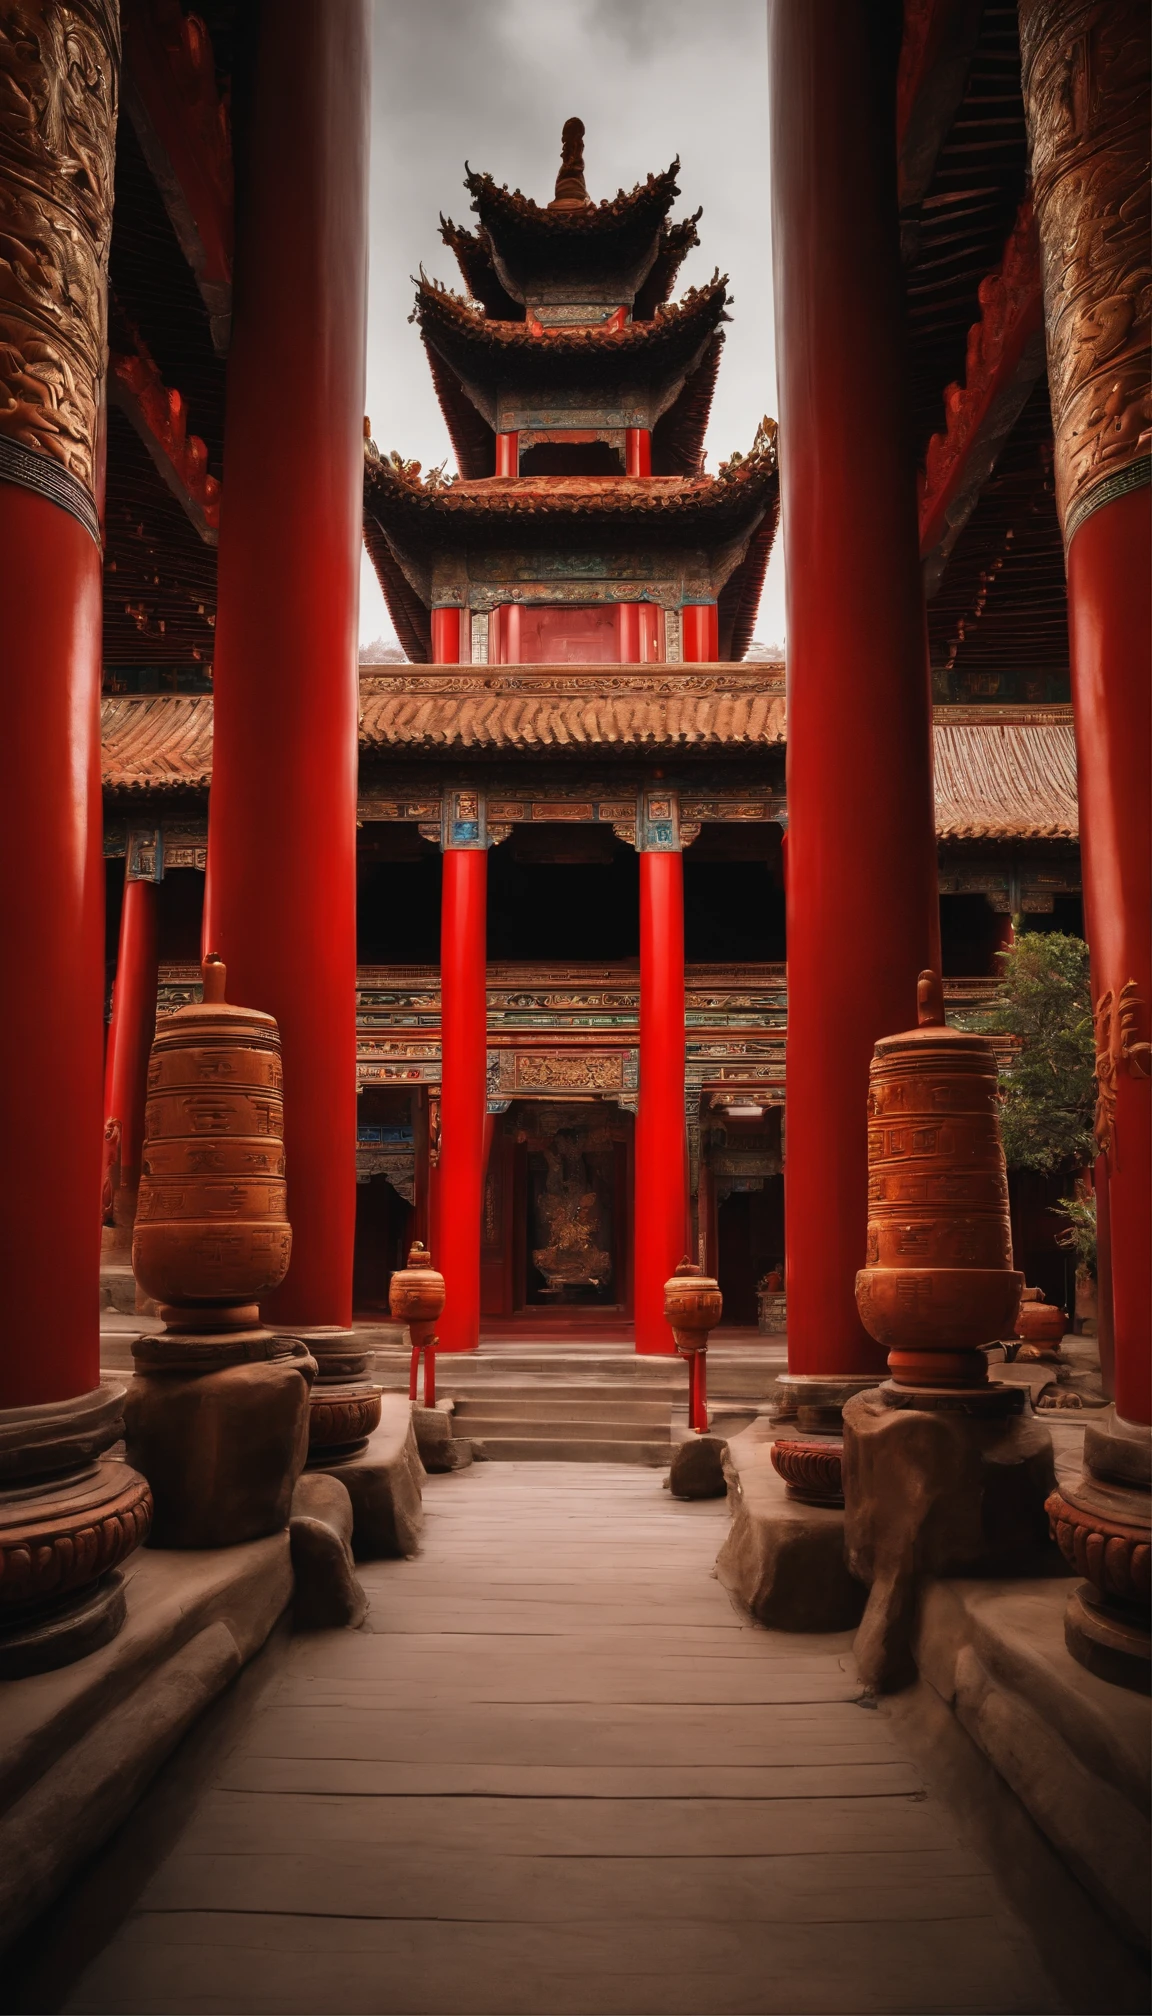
[[682, 604, 718, 661], [103, 870, 160, 1240], [495, 433, 518, 478], [438, 847, 487, 1351], [768, 2, 938, 1380], [626, 429, 651, 477], [617, 603, 640, 661], [0, 490, 104, 1407], [205, 0, 369, 1327], [635, 840, 687, 1354], [431, 608, 461, 664], [1066, 487, 1151, 1425], [1019, 0, 1150, 1427]]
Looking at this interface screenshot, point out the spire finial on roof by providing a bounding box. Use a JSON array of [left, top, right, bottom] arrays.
[[550, 116, 591, 210]]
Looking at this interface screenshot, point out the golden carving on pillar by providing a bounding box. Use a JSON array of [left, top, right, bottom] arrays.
[[0, 0, 120, 533], [1019, 0, 1151, 542], [1093, 980, 1152, 1156]]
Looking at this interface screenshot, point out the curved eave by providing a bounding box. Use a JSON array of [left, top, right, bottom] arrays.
[[464, 162, 682, 266], [363, 517, 431, 664], [438, 217, 522, 320], [423, 340, 495, 479], [362, 457, 780, 553], [414, 276, 729, 392], [651, 335, 723, 476], [101, 693, 213, 794], [634, 214, 703, 320], [717, 498, 781, 662]]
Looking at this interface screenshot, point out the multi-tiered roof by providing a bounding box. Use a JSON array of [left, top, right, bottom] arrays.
[[364, 123, 779, 662]]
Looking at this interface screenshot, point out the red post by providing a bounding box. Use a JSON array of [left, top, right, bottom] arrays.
[[204, 0, 369, 1328], [0, 491, 104, 1408], [438, 849, 487, 1351], [1066, 487, 1151, 1426], [495, 432, 518, 478], [617, 603, 640, 662], [103, 871, 160, 1237], [682, 604, 718, 661], [635, 850, 687, 1353], [431, 607, 461, 663], [768, 1, 939, 1378], [626, 429, 651, 477]]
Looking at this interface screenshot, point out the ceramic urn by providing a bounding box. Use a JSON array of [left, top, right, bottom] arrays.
[[664, 1259, 723, 1355], [389, 1241, 446, 1349], [133, 956, 292, 1328], [855, 969, 1023, 1386]]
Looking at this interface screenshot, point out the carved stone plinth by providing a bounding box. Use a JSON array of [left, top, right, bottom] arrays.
[[1047, 1408, 1151, 1694], [771, 1438, 844, 1507], [771, 1374, 878, 1433], [843, 1386, 1056, 1692], [125, 1330, 316, 1549], [0, 1385, 151, 1679], [289, 1328, 383, 1464]]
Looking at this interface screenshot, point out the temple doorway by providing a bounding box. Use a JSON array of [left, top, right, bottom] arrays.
[[482, 1099, 633, 1324], [715, 1179, 784, 1325]]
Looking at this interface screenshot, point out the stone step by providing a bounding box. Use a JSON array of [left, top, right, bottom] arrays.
[[456, 1412, 670, 1444], [450, 1393, 673, 1420], [468, 1435, 671, 1466]]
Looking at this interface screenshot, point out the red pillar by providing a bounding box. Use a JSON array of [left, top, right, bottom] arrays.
[[1066, 487, 1151, 1425], [431, 608, 461, 664], [626, 429, 651, 477], [682, 604, 718, 662], [768, 1, 939, 1378], [635, 850, 687, 1353], [103, 871, 160, 1236], [0, 490, 104, 1408], [438, 849, 487, 1351], [495, 433, 518, 478], [618, 603, 640, 661], [205, 0, 369, 1327]]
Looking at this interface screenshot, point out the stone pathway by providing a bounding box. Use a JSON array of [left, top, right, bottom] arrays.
[[66, 1465, 1059, 2015]]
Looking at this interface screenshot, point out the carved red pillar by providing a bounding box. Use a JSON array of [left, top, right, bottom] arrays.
[[635, 794, 687, 1354], [0, 2, 151, 1675], [103, 868, 160, 1253], [438, 812, 487, 1353], [1021, 0, 1151, 1427], [768, 0, 939, 1383], [205, 0, 369, 1327]]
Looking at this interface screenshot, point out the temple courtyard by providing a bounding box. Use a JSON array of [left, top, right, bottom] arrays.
[[3, 1457, 1141, 2016]]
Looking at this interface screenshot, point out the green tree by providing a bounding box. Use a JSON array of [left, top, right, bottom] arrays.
[[985, 932, 1096, 1172]]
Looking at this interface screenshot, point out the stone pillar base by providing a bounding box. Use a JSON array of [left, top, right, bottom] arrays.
[[772, 1373, 879, 1433], [843, 1386, 1056, 1692], [1047, 1408, 1151, 1695], [279, 1327, 383, 1464], [125, 1330, 315, 1548], [0, 1386, 151, 1679]]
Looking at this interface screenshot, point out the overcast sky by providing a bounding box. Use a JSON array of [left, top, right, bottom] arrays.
[[360, 0, 784, 653]]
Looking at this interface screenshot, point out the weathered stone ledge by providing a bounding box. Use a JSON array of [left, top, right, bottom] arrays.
[[0, 1530, 291, 1949]]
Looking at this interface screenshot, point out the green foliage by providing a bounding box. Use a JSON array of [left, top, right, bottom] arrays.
[[962, 932, 1096, 1172], [1053, 1188, 1097, 1279]]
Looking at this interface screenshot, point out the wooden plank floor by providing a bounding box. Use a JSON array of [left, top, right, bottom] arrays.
[[67, 1465, 1060, 2016]]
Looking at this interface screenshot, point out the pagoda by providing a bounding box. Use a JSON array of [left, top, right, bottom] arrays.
[[362, 121, 781, 1352]]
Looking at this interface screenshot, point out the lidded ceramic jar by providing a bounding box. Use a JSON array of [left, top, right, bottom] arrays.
[[133, 956, 292, 1329], [664, 1259, 723, 1354], [389, 1241, 446, 1349], [855, 970, 1023, 1386]]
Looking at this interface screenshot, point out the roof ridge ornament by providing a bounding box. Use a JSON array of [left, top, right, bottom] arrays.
[[550, 117, 592, 210]]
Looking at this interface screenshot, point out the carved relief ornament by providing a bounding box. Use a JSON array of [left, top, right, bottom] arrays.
[[0, 0, 119, 540], [1019, 0, 1151, 545], [1093, 979, 1151, 1157]]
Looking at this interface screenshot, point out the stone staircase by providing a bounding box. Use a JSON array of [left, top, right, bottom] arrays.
[[363, 1335, 786, 1466], [448, 1382, 678, 1465]]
